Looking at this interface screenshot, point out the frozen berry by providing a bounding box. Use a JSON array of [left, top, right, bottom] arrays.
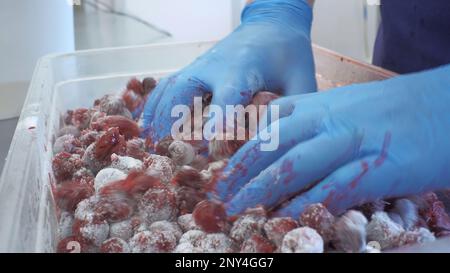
[[126, 78, 144, 96], [83, 128, 126, 173], [241, 234, 276, 253], [126, 138, 147, 160], [177, 214, 200, 233], [71, 108, 91, 130], [192, 200, 229, 234], [198, 233, 235, 253], [109, 219, 134, 241], [54, 179, 95, 212], [94, 94, 132, 119], [143, 154, 175, 184], [333, 210, 368, 253], [138, 187, 178, 226], [72, 218, 109, 247], [94, 168, 127, 192], [393, 227, 435, 248], [110, 154, 143, 173], [174, 243, 201, 253], [63, 110, 74, 126], [79, 130, 99, 148], [99, 172, 164, 198], [149, 221, 182, 241], [73, 168, 95, 187], [100, 237, 130, 253], [366, 211, 404, 249], [172, 166, 207, 190], [230, 213, 267, 243], [91, 115, 140, 140], [52, 152, 83, 182], [53, 135, 82, 155], [122, 88, 144, 115], [155, 136, 173, 157], [168, 140, 196, 166], [299, 203, 335, 243], [419, 193, 450, 237], [179, 230, 207, 247], [93, 193, 135, 223], [142, 77, 157, 96], [175, 186, 206, 215], [263, 217, 298, 247], [129, 230, 177, 253], [281, 227, 324, 253]]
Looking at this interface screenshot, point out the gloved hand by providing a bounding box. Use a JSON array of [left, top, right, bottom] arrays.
[[214, 64, 450, 218], [142, 0, 317, 144]]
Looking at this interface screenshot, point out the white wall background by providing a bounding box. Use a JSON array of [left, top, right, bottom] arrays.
[[0, 0, 74, 119], [115, 0, 240, 43], [115, 0, 379, 61]]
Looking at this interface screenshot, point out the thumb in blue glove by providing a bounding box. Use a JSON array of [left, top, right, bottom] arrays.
[[142, 0, 317, 147], [214, 64, 450, 218]]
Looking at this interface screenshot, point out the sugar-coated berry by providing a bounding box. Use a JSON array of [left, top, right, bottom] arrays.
[[299, 203, 335, 243], [129, 230, 177, 253], [100, 237, 130, 253], [229, 213, 267, 243], [240, 234, 276, 253], [138, 187, 178, 226], [281, 227, 324, 253], [263, 217, 298, 247]]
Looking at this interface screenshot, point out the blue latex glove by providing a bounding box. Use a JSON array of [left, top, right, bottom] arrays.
[[142, 0, 316, 143], [215, 64, 450, 217]]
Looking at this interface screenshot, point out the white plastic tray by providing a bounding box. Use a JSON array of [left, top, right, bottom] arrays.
[[0, 41, 396, 252]]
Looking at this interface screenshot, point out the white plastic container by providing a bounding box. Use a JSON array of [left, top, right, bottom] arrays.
[[0, 41, 396, 252]]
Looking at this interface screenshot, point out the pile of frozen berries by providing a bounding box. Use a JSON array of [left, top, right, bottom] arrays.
[[53, 77, 450, 253]]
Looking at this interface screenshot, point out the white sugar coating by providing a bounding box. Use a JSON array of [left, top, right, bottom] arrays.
[[149, 221, 183, 241], [74, 197, 98, 221], [179, 230, 207, 246], [144, 154, 175, 184], [58, 211, 74, 239], [174, 242, 202, 253], [109, 154, 143, 173], [94, 168, 126, 192], [198, 233, 235, 253], [101, 237, 130, 253], [53, 135, 79, 154], [281, 227, 324, 253], [177, 214, 200, 232], [366, 211, 405, 249], [129, 230, 177, 253], [79, 219, 110, 246], [109, 219, 133, 241], [333, 210, 368, 253], [168, 140, 196, 166], [138, 188, 178, 225], [199, 160, 227, 181], [230, 214, 267, 243], [394, 227, 435, 248]]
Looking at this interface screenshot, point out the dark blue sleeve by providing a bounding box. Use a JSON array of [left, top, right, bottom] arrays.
[[373, 0, 450, 74]]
